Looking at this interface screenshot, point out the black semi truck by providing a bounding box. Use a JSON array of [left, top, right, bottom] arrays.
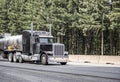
[[0, 30, 68, 65]]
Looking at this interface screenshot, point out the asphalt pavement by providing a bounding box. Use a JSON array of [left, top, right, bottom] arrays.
[[0, 58, 120, 82]]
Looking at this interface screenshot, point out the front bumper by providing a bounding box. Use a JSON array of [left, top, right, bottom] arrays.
[[48, 56, 69, 63]]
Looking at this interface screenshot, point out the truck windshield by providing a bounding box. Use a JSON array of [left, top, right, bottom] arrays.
[[39, 37, 55, 43]]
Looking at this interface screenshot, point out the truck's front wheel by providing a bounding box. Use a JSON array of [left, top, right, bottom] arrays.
[[8, 53, 13, 62], [41, 54, 48, 65]]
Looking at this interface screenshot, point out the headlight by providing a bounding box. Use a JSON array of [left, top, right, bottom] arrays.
[[64, 51, 68, 54], [64, 51, 68, 56]]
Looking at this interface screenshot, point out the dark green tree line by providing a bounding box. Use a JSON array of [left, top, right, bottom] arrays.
[[0, 0, 119, 55]]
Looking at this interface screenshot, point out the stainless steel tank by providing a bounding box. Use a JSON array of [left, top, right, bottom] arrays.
[[0, 35, 22, 51]]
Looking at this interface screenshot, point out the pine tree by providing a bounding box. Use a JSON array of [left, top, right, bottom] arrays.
[[0, 0, 10, 33], [109, 0, 120, 55]]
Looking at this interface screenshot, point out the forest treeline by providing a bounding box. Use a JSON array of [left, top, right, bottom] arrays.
[[0, 0, 120, 55]]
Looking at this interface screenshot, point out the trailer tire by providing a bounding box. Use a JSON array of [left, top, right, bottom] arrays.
[[1, 53, 7, 58], [13, 53, 18, 63], [41, 54, 48, 65], [60, 62, 67, 65], [8, 53, 13, 62], [18, 56, 23, 63]]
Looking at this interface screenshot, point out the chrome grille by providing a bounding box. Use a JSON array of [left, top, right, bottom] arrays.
[[53, 44, 64, 56]]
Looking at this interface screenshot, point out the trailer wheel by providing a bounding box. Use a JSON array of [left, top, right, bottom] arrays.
[[1, 53, 7, 58], [8, 53, 13, 62], [60, 62, 67, 65], [41, 54, 48, 65], [18, 56, 23, 63], [13, 53, 18, 63]]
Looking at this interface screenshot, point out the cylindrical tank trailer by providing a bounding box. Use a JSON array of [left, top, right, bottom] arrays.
[[0, 35, 22, 58]]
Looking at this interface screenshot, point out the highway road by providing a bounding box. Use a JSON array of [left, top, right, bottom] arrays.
[[0, 59, 120, 82]]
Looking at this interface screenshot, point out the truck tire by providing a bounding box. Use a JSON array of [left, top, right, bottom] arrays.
[[13, 53, 18, 63], [8, 53, 13, 62], [1, 53, 7, 59], [18, 56, 23, 63], [60, 62, 67, 65], [41, 54, 48, 65]]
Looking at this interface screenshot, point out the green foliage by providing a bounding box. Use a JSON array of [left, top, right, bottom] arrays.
[[109, 0, 120, 29], [0, 0, 119, 55]]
